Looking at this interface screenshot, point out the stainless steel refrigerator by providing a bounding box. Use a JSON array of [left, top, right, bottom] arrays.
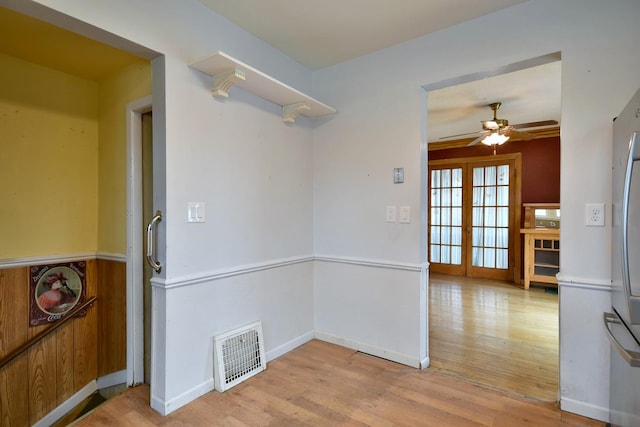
[[606, 88, 640, 427]]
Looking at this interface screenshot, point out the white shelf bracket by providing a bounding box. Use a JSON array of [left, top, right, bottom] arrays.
[[211, 68, 246, 99], [282, 102, 311, 123]]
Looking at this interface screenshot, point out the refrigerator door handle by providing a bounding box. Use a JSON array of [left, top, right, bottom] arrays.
[[604, 312, 640, 367], [622, 132, 640, 319]]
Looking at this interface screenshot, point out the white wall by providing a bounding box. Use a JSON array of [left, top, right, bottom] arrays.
[[17, 0, 320, 415], [314, 260, 427, 368], [14, 0, 640, 421], [312, 0, 640, 421]]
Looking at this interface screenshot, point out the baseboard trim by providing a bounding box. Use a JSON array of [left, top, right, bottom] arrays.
[[97, 369, 127, 389], [315, 331, 420, 368], [33, 380, 98, 427], [151, 378, 214, 416], [560, 397, 609, 423], [266, 331, 315, 362], [420, 356, 430, 369]]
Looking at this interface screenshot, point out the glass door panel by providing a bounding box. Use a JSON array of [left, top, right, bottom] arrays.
[[429, 157, 516, 281], [429, 166, 465, 275]]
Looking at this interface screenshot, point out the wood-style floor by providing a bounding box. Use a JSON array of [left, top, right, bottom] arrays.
[[73, 340, 602, 426], [429, 273, 559, 402]]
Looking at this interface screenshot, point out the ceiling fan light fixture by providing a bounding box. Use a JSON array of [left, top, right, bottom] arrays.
[[481, 132, 510, 146]]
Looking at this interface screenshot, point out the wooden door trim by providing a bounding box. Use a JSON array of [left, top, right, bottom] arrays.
[[428, 153, 522, 284]]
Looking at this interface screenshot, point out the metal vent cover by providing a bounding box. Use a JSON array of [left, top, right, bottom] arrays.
[[214, 321, 266, 392]]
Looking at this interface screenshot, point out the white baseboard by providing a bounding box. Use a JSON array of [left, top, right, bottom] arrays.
[[420, 356, 430, 369], [33, 380, 97, 427], [561, 397, 609, 423], [266, 331, 314, 362], [314, 331, 420, 368], [151, 378, 214, 416], [97, 369, 127, 389], [149, 331, 313, 416]]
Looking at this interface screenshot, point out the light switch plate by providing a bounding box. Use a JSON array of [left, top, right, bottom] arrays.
[[386, 206, 397, 223], [393, 168, 404, 184], [399, 206, 411, 223], [187, 202, 206, 223]]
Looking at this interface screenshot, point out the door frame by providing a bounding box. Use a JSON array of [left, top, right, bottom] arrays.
[[428, 153, 522, 284], [126, 95, 152, 386]]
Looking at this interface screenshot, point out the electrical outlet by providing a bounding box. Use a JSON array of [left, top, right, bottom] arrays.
[[585, 203, 605, 227]]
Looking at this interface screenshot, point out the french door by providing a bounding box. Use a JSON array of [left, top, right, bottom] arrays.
[[428, 154, 521, 281]]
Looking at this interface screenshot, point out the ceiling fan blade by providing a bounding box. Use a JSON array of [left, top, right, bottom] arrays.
[[511, 120, 558, 129], [439, 130, 480, 140], [467, 135, 485, 146], [506, 128, 535, 141]]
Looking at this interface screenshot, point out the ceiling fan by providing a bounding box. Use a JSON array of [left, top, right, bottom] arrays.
[[442, 102, 558, 146]]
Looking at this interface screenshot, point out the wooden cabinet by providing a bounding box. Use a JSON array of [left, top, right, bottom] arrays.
[[521, 228, 560, 289], [521, 203, 560, 290]]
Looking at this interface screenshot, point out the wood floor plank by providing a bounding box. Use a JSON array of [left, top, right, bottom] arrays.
[[429, 273, 559, 402], [73, 339, 603, 427]]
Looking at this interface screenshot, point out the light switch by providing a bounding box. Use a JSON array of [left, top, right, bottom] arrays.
[[187, 202, 206, 223], [393, 168, 404, 184], [399, 206, 411, 223], [386, 206, 397, 223]]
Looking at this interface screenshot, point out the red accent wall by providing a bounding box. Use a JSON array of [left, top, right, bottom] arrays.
[[429, 136, 560, 209], [429, 136, 560, 282]]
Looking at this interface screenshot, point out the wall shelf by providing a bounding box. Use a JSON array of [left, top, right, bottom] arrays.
[[189, 51, 336, 123]]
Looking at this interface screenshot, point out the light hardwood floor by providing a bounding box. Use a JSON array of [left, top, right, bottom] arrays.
[[73, 339, 602, 426], [429, 273, 559, 402]]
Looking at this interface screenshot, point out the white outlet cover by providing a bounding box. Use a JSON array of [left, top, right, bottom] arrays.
[[585, 203, 605, 227]]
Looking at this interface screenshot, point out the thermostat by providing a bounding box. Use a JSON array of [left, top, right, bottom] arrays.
[[393, 168, 404, 184]]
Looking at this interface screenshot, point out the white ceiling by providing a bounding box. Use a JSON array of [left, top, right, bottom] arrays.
[[0, 1, 560, 143], [198, 0, 527, 71], [199, 0, 560, 143], [426, 59, 561, 142]]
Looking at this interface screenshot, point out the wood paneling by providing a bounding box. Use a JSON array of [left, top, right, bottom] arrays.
[[0, 267, 29, 356], [28, 334, 57, 424], [0, 258, 124, 426], [0, 358, 29, 427], [97, 259, 127, 376], [0, 267, 30, 427], [75, 260, 98, 389], [55, 323, 75, 405]]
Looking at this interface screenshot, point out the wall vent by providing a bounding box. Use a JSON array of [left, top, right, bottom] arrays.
[[214, 321, 266, 392]]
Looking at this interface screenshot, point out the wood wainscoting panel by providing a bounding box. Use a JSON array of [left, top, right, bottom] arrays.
[[55, 323, 75, 405], [0, 357, 29, 427], [0, 261, 100, 426], [0, 267, 30, 427], [97, 259, 126, 377], [28, 333, 57, 424], [74, 259, 98, 389], [0, 267, 29, 356]]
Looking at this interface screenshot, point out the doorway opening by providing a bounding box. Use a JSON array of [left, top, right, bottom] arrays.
[[422, 53, 561, 402], [126, 96, 153, 387]]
